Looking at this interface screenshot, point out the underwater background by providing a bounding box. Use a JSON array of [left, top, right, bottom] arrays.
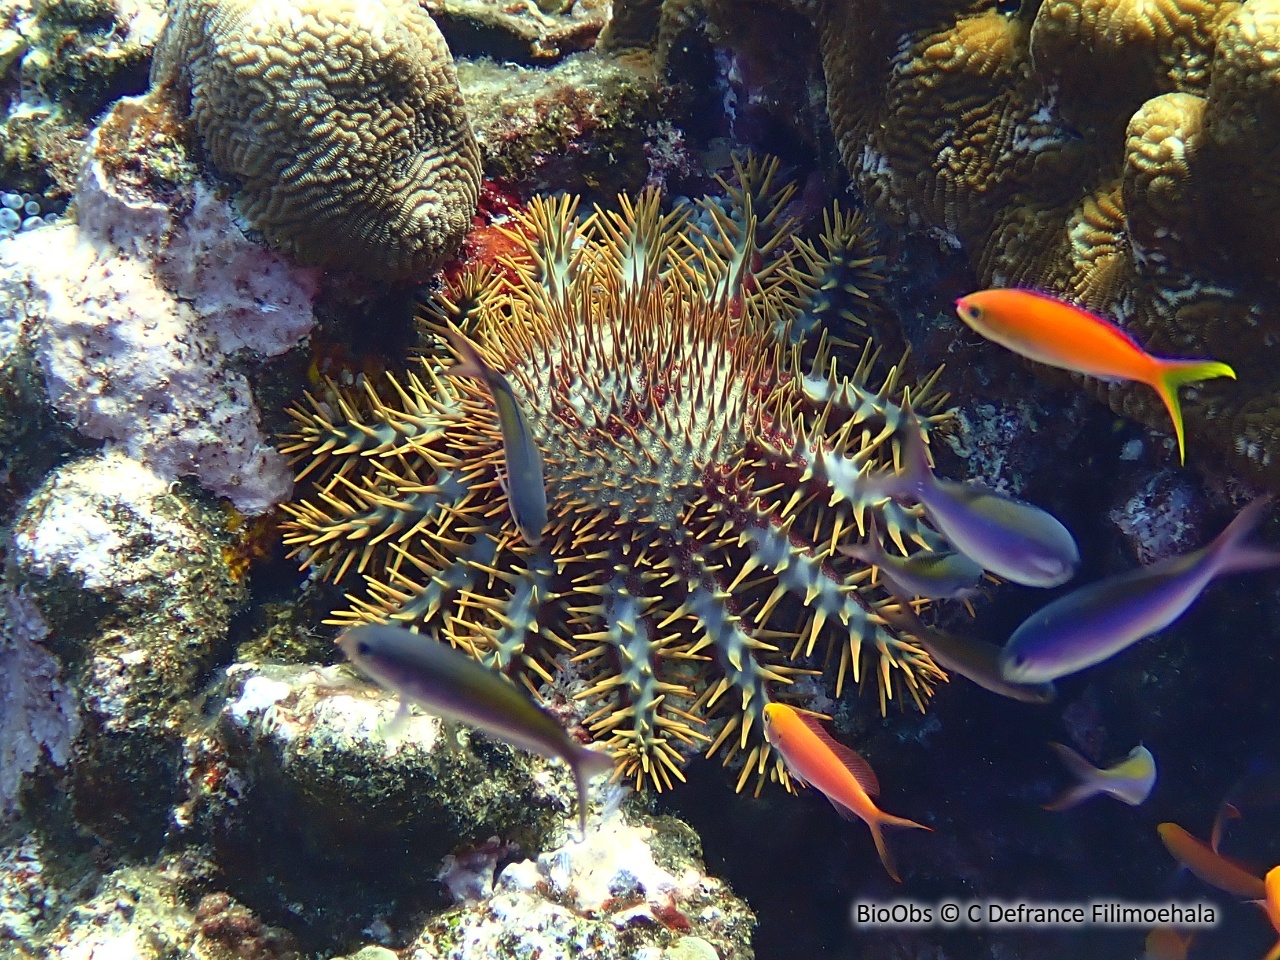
[[0, 0, 1279, 958]]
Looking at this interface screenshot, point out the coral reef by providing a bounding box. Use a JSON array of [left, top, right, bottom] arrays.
[[1108, 468, 1208, 564], [0, 94, 317, 514], [0, 0, 161, 199], [186, 660, 576, 854], [0, 831, 95, 942], [0, 587, 79, 818], [39, 863, 196, 960], [413, 807, 755, 960], [458, 52, 674, 198], [281, 162, 954, 794], [767, 0, 1280, 484], [150, 0, 482, 281], [7, 449, 246, 848], [425, 0, 610, 63]]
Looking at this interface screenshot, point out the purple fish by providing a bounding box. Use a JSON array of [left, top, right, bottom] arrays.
[[1001, 497, 1280, 684], [878, 414, 1079, 588]]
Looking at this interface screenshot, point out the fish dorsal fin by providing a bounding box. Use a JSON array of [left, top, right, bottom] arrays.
[[795, 712, 880, 797]]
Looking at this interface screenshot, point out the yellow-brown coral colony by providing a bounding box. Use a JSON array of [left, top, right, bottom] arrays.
[[804, 0, 1280, 483], [280, 163, 955, 792], [151, 0, 481, 280]]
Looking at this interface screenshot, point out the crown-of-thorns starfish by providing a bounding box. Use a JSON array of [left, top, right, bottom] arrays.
[[281, 158, 957, 794]]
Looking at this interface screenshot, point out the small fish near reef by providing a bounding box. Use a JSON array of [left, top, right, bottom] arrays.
[[440, 324, 548, 546], [838, 513, 984, 602], [762, 702, 930, 882], [877, 603, 1055, 704], [1042, 742, 1156, 811], [954, 288, 1236, 464], [338, 623, 614, 834], [1157, 822, 1265, 900], [876, 404, 1079, 588], [1001, 497, 1280, 684]]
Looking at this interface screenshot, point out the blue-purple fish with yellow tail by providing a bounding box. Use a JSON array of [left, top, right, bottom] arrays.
[[338, 624, 614, 834], [875, 407, 1080, 588], [1001, 497, 1280, 684], [441, 324, 548, 546]]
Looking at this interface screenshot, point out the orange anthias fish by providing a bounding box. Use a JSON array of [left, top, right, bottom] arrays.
[[1157, 822, 1265, 900], [762, 703, 930, 882], [1257, 866, 1280, 960], [955, 288, 1236, 463]]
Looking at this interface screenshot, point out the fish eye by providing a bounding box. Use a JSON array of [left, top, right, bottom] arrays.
[[964, 303, 982, 321], [357, 641, 371, 656]]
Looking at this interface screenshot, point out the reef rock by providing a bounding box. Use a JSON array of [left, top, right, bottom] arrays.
[[412, 807, 755, 960], [0, 587, 79, 820], [0, 94, 317, 514], [6, 449, 246, 848], [175, 660, 594, 944], [150, 0, 482, 281], [458, 51, 674, 198]]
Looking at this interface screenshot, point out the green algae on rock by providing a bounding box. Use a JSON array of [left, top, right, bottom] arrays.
[[150, 0, 481, 281], [177, 660, 611, 947], [458, 51, 673, 197], [194, 661, 577, 851], [7, 451, 246, 851]]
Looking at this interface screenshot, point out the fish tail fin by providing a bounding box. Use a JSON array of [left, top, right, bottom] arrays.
[[869, 811, 932, 884], [1043, 742, 1100, 811], [1210, 801, 1241, 853], [440, 324, 490, 382], [838, 513, 884, 565], [569, 746, 616, 838], [1048, 741, 1099, 780], [1207, 496, 1280, 577], [1216, 546, 1280, 577], [1041, 784, 1098, 812], [893, 401, 933, 496], [1151, 359, 1235, 464]]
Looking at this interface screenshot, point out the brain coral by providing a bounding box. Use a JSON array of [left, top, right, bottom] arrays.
[[151, 0, 482, 280], [782, 0, 1280, 483], [280, 162, 956, 793]]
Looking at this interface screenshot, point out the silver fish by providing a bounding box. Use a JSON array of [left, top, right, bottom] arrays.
[[1001, 496, 1280, 684], [442, 325, 548, 546], [338, 624, 614, 834]]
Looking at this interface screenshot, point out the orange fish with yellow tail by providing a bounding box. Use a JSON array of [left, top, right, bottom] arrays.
[[762, 703, 931, 882], [1255, 865, 1280, 960], [955, 288, 1235, 464]]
